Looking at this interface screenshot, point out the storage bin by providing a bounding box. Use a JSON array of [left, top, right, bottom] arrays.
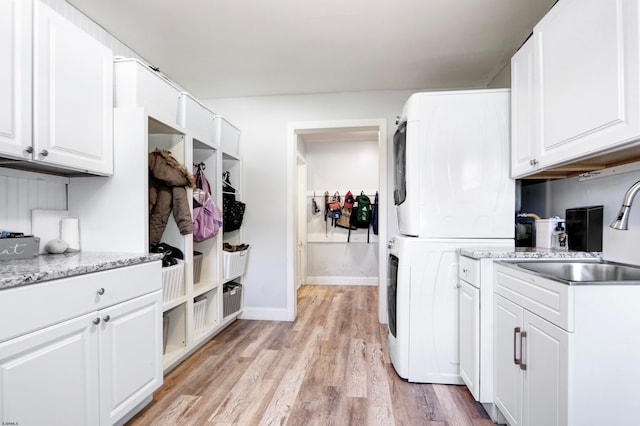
[[162, 260, 185, 304], [223, 247, 250, 280], [193, 252, 203, 283], [193, 296, 207, 330], [223, 283, 242, 317]]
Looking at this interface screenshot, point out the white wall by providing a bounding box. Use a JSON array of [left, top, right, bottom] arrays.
[[520, 170, 640, 265], [203, 91, 412, 318]]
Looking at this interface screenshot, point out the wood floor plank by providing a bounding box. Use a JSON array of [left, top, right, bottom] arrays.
[[206, 349, 279, 423], [257, 326, 323, 425], [345, 338, 368, 398], [127, 285, 493, 426]]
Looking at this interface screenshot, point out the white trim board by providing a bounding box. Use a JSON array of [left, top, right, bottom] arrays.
[[239, 307, 292, 321], [304, 277, 378, 286]]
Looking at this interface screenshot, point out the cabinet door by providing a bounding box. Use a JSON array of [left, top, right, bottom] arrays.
[[0, 312, 99, 426], [0, 0, 31, 159], [99, 291, 163, 425], [459, 280, 480, 400], [494, 294, 524, 426], [522, 311, 568, 426], [510, 37, 537, 178], [33, 1, 113, 175], [536, 0, 640, 166]]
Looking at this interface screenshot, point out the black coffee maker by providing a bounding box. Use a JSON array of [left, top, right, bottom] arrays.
[[565, 206, 603, 252]]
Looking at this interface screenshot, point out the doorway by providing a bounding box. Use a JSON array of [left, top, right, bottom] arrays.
[[286, 119, 388, 323]]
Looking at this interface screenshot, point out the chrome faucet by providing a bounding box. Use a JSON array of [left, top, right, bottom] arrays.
[[610, 180, 640, 230]]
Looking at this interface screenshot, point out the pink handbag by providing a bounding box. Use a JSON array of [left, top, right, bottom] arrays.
[[193, 164, 222, 242]]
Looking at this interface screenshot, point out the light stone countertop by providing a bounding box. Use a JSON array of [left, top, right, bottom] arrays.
[[0, 252, 163, 290], [458, 246, 603, 260]]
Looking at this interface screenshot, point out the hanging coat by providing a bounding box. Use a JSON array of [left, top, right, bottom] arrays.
[[148, 149, 195, 245]]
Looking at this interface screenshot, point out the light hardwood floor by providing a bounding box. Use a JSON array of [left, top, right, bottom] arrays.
[[127, 285, 494, 425]]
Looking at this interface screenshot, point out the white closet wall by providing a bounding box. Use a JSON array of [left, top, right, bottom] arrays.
[[303, 139, 379, 285]]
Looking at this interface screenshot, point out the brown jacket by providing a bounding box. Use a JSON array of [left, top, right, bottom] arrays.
[[148, 149, 195, 246]]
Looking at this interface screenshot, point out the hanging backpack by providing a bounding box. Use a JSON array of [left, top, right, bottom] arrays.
[[348, 191, 373, 243], [351, 191, 372, 228], [371, 191, 379, 235], [335, 190, 355, 229]]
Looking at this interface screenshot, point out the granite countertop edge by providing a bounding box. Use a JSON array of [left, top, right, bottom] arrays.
[[0, 252, 164, 290], [458, 247, 603, 260]]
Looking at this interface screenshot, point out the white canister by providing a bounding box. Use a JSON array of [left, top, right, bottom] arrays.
[[535, 218, 564, 249], [60, 217, 81, 251]]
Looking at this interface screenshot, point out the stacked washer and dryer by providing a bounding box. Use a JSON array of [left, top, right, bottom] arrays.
[[388, 89, 514, 384]]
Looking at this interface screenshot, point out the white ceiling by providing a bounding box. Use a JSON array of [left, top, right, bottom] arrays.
[[67, 0, 556, 99]]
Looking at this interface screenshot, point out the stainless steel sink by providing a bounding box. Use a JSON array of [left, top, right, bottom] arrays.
[[514, 260, 640, 284]]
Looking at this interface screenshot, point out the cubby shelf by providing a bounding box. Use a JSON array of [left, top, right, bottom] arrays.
[[110, 58, 245, 374]]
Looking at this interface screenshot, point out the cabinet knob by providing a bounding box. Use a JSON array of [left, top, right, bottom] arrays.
[[462, 268, 468, 273], [102, 315, 111, 322], [97, 288, 105, 295], [24, 146, 33, 154], [93, 318, 101, 325], [40, 149, 49, 157], [529, 158, 539, 166]]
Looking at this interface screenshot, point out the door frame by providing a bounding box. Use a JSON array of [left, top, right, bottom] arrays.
[[286, 118, 388, 322]]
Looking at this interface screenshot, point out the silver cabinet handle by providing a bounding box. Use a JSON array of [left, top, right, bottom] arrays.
[[529, 158, 539, 166], [102, 315, 111, 322], [97, 288, 105, 295], [24, 146, 33, 154], [40, 149, 49, 157], [514, 327, 521, 365], [462, 267, 468, 273], [520, 331, 528, 370], [93, 318, 101, 325]]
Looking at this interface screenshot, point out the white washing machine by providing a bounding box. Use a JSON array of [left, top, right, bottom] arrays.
[[387, 235, 512, 383]]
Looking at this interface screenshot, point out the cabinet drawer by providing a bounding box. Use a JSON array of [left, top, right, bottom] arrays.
[[0, 261, 161, 343], [459, 256, 480, 287], [494, 264, 573, 331]]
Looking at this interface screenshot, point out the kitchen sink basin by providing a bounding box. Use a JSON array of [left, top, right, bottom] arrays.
[[514, 260, 640, 284]]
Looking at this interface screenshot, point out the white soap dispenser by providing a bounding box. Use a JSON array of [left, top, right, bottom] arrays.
[[552, 223, 568, 251]]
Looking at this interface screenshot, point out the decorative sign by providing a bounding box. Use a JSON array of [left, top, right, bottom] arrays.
[[0, 237, 40, 261]]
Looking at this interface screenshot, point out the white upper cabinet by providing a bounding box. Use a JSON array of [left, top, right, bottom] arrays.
[[0, 0, 114, 175], [114, 58, 182, 130], [511, 0, 640, 178], [32, 1, 113, 175], [179, 93, 217, 147], [0, 0, 31, 158], [511, 37, 537, 177]]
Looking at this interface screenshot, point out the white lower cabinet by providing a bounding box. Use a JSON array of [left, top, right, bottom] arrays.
[[0, 311, 99, 425], [458, 279, 479, 399], [99, 291, 163, 425], [494, 263, 640, 426], [0, 262, 162, 426], [494, 294, 568, 426]]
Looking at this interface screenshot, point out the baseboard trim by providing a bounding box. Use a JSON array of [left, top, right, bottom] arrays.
[[304, 276, 378, 286], [239, 307, 293, 321]]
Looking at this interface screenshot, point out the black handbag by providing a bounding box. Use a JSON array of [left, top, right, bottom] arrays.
[[223, 192, 245, 232], [222, 171, 245, 233]]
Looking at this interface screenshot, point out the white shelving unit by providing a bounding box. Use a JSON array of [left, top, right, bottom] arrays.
[[70, 58, 245, 374]]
